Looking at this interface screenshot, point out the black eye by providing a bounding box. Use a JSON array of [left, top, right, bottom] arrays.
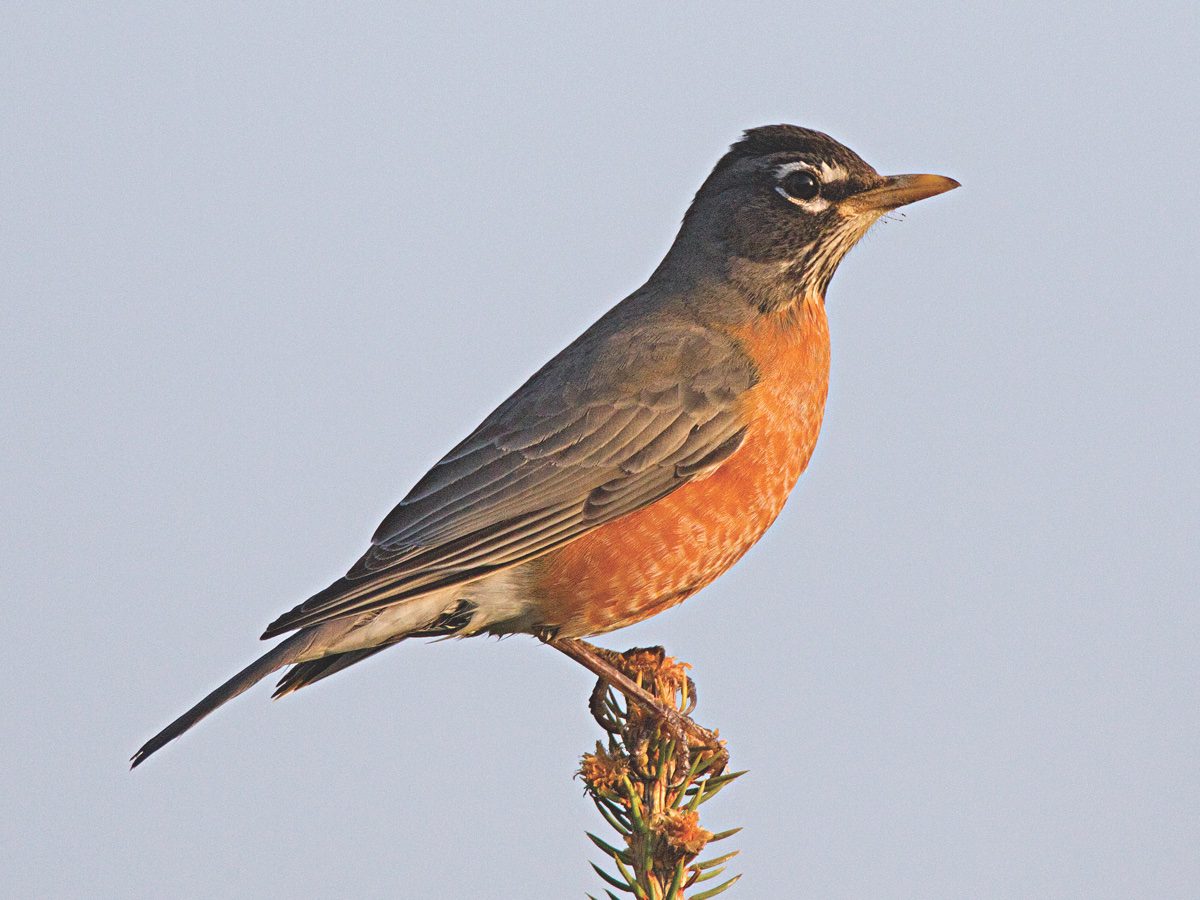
[[777, 169, 821, 202]]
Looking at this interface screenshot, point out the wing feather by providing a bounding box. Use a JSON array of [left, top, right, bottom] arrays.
[[261, 321, 756, 638]]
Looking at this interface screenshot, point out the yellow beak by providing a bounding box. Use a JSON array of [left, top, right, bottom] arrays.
[[843, 173, 960, 213]]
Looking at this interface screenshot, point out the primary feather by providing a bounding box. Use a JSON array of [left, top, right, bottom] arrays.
[[263, 318, 755, 638]]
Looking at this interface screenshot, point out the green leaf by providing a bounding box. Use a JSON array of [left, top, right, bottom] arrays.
[[701, 770, 748, 791], [696, 773, 744, 806], [692, 865, 725, 884], [594, 798, 631, 836], [662, 860, 687, 900], [669, 754, 710, 807], [590, 862, 634, 894], [586, 831, 631, 864], [689, 873, 742, 899], [707, 827, 742, 843], [621, 776, 648, 830], [612, 854, 640, 894], [596, 796, 631, 820], [695, 851, 739, 870], [683, 770, 746, 808]]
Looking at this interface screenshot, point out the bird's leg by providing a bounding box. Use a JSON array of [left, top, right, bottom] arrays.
[[541, 635, 723, 765]]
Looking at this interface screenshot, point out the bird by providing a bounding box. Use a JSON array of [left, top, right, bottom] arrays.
[[132, 124, 958, 767]]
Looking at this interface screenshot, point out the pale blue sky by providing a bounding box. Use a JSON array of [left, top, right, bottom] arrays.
[[3, 3, 1197, 897]]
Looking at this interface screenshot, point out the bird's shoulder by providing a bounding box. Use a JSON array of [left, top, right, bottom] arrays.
[[495, 299, 757, 420], [368, 300, 757, 545]]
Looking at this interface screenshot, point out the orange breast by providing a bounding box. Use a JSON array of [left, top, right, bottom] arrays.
[[534, 299, 831, 637]]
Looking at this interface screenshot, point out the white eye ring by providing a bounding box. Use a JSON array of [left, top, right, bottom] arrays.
[[776, 169, 821, 203], [774, 160, 846, 210]]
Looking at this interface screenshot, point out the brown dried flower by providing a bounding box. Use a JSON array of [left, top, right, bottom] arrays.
[[654, 809, 713, 856], [578, 742, 628, 796]]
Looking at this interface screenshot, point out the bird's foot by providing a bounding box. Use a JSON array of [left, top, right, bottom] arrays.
[[543, 636, 726, 775], [640, 694, 725, 776]]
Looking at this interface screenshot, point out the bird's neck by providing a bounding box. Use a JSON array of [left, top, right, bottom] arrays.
[[725, 255, 826, 316], [647, 239, 826, 325]]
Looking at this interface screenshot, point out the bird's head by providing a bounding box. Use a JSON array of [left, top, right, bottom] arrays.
[[667, 124, 958, 313]]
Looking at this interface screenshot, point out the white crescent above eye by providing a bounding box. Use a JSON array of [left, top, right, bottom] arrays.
[[774, 159, 851, 183]]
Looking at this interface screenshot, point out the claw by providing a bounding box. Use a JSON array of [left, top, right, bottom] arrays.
[[682, 676, 698, 717], [588, 679, 622, 735]]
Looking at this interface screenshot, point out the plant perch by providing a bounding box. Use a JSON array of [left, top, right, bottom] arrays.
[[576, 646, 744, 899]]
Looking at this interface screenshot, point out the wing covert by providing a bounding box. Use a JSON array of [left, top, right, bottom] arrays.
[[262, 321, 756, 638]]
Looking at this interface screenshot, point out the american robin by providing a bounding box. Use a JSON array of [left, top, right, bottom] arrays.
[[133, 124, 957, 766]]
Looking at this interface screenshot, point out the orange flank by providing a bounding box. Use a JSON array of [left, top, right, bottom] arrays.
[[535, 299, 831, 635]]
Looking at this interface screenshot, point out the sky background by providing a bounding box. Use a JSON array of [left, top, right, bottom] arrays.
[[3, 2, 1198, 897]]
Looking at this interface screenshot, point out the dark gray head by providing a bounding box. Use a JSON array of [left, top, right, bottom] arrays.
[[665, 124, 958, 312]]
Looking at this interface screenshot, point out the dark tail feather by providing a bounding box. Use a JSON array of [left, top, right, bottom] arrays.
[[131, 637, 304, 768], [272, 645, 393, 698], [272, 599, 477, 698]]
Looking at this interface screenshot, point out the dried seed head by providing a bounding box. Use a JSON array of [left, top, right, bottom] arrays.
[[617, 647, 692, 707], [579, 742, 629, 796], [654, 808, 713, 856]]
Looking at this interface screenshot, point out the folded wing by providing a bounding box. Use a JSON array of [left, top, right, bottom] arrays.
[[262, 320, 756, 638]]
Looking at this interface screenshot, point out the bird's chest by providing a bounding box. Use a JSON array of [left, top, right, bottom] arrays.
[[536, 301, 831, 636]]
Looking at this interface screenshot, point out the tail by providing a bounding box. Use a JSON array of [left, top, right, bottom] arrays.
[[131, 635, 307, 768], [271, 645, 393, 698]]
